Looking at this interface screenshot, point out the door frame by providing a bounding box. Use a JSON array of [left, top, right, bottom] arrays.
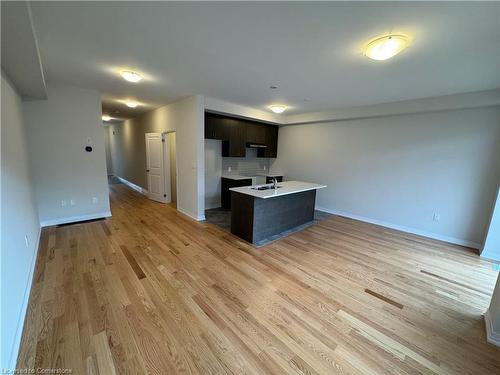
[[144, 131, 177, 204], [163, 130, 178, 206]]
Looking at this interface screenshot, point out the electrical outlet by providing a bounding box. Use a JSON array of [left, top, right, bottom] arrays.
[[263, 165, 267, 170], [61, 200, 67, 207], [228, 166, 232, 172], [25, 235, 29, 247], [92, 197, 98, 204], [70, 199, 76, 206], [433, 213, 440, 222]]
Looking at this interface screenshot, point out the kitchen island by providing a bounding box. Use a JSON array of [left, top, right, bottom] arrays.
[[229, 181, 326, 245]]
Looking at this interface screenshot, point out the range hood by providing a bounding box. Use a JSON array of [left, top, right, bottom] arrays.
[[246, 142, 267, 148]]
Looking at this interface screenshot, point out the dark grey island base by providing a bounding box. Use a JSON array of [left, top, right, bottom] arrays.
[[230, 189, 317, 245]]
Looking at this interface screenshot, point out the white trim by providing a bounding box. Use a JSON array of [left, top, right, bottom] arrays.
[[40, 211, 112, 227], [8, 226, 41, 370], [116, 176, 148, 195], [178, 207, 205, 222], [484, 309, 500, 347], [316, 206, 481, 249], [480, 254, 500, 265]]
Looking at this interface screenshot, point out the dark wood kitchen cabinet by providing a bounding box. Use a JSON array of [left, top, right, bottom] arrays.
[[258, 125, 279, 158], [221, 177, 252, 209], [246, 122, 266, 144], [266, 175, 283, 184], [221, 118, 246, 157], [205, 113, 229, 140], [205, 112, 278, 158]]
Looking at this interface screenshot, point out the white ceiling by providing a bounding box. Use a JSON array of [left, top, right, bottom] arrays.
[[30, 1, 500, 118]]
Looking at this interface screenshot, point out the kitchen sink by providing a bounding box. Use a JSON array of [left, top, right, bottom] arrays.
[[251, 185, 282, 190]]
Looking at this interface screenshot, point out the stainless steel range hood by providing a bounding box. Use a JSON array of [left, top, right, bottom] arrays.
[[246, 142, 267, 148]]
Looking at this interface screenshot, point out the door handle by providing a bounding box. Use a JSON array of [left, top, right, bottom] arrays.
[[146, 169, 150, 172]]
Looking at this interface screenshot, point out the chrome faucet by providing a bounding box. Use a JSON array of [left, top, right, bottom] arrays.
[[271, 177, 278, 189]]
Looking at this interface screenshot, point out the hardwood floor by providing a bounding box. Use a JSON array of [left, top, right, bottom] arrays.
[[17, 184, 500, 374]]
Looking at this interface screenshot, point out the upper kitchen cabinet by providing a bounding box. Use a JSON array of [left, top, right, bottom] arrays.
[[222, 118, 246, 157], [205, 113, 229, 140], [204, 112, 278, 158], [258, 125, 279, 158], [246, 122, 266, 144]]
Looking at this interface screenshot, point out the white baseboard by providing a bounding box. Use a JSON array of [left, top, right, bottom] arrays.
[[484, 309, 500, 347], [115, 176, 148, 195], [480, 254, 500, 265], [8, 226, 41, 370], [40, 211, 112, 227], [178, 207, 205, 221], [115, 175, 206, 220], [316, 206, 481, 249]]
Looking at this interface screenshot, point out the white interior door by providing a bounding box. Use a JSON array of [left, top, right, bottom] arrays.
[[145, 133, 166, 203]]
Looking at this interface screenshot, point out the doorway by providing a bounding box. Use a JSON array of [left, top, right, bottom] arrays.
[[145, 132, 177, 204]]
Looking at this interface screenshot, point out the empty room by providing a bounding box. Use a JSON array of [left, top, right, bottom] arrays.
[[2, 1, 500, 374]]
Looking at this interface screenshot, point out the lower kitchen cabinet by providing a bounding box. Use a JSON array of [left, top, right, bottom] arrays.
[[221, 177, 252, 209], [266, 176, 283, 184]]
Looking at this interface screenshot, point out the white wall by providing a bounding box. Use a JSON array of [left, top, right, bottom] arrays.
[[108, 95, 205, 220], [1, 73, 41, 370], [271, 107, 500, 247], [23, 84, 111, 226], [205, 139, 222, 209]]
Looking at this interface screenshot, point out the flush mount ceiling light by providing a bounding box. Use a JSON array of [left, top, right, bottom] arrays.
[[364, 34, 410, 61], [102, 115, 111, 121], [269, 105, 287, 114], [125, 100, 139, 108], [120, 70, 143, 83]]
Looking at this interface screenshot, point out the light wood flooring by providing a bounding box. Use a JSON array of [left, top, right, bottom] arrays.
[[17, 183, 500, 374]]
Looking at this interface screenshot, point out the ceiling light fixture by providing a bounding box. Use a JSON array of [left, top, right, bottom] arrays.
[[102, 115, 111, 121], [269, 105, 287, 114], [125, 101, 138, 108], [120, 70, 143, 83], [364, 34, 410, 61]]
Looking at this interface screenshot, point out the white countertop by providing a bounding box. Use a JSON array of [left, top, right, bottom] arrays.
[[222, 173, 284, 180], [221, 174, 253, 180], [255, 172, 284, 177], [229, 180, 326, 199]]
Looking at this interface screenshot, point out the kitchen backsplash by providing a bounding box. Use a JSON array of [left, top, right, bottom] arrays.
[[222, 148, 271, 176]]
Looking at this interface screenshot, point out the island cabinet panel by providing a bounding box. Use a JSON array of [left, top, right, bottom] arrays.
[[231, 189, 316, 245]]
